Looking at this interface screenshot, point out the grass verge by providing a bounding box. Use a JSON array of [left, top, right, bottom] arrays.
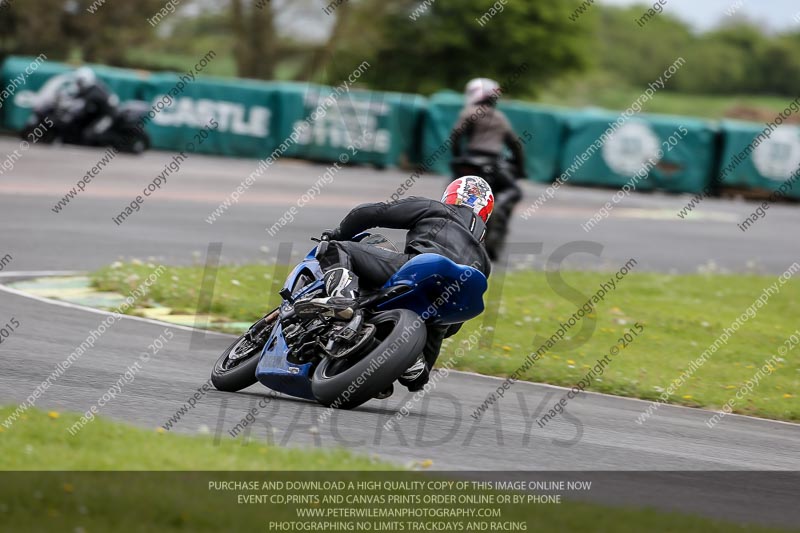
[[1, 408, 795, 532], [537, 78, 795, 120], [90, 263, 800, 421], [0, 406, 389, 471]]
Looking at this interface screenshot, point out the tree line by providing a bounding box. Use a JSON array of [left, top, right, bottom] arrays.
[[0, 0, 796, 99]]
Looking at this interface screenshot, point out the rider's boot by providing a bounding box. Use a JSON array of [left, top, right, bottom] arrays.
[[374, 384, 394, 400], [295, 267, 359, 320], [398, 355, 429, 392]]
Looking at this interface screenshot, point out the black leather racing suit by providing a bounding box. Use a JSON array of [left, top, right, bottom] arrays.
[[321, 196, 491, 372], [73, 82, 116, 141]]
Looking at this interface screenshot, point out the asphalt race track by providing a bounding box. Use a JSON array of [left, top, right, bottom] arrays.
[[1, 139, 799, 526], [1, 139, 798, 274]]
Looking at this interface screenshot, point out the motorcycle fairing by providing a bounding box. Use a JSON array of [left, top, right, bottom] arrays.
[[256, 256, 323, 400], [377, 253, 487, 325], [255, 320, 316, 400]]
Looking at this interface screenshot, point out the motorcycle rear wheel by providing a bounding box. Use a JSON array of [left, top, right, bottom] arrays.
[[311, 309, 427, 410]]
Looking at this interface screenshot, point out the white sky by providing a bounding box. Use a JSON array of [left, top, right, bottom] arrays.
[[599, 0, 800, 32]]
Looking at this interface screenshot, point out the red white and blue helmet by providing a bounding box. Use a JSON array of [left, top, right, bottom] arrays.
[[441, 175, 494, 222]]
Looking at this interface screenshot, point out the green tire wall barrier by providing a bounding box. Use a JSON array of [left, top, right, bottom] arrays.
[[1, 57, 152, 131], [273, 83, 427, 168], [390, 93, 429, 167], [718, 120, 800, 199], [1, 57, 281, 158], [2, 56, 71, 130], [1, 55, 796, 200], [143, 74, 279, 158], [420, 91, 567, 183], [3, 57, 81, 130], [1, 56, 427, 167], [558, 110, 716, 194]]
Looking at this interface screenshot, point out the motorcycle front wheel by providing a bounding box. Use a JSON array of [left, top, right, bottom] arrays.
[[21, 122, 56, 144], [311, 309, 427, 410], [211, 310, 278, 392], [115, 129, 150, 154]]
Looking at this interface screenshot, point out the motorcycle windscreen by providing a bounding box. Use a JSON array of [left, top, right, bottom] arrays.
[[378, 253, 487, 325]]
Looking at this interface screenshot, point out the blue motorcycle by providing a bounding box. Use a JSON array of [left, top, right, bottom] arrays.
[[211, 233, 488, 410]]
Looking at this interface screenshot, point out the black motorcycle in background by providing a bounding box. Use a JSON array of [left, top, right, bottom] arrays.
[[21, 88, 151, 154], [450, 153, 523, 261]]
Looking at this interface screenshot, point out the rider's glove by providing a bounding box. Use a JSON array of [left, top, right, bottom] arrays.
[[320, 229, 336, 242]]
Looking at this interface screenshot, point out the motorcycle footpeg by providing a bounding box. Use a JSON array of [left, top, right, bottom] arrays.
[[336, 328, 357, 343], [334, 311, 363, 343]]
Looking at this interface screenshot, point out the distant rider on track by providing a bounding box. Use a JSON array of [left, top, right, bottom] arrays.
[[450, 77, 526, 260], [70, 67, 118, 143]]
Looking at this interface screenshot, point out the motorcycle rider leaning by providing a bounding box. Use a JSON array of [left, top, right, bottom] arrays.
[[295, 176, 494, 393], [451, 78, 525, 260], [71, 67, 118, 142]]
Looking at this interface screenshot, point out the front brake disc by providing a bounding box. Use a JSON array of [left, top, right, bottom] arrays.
[[327, 323, 377, 360]]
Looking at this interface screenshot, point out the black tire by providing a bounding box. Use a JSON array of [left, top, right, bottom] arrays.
[[21, 124, 56, 144], [116, 129, 150, 154], [211, 311, 277, 392], [312, 309, 427, 410]]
